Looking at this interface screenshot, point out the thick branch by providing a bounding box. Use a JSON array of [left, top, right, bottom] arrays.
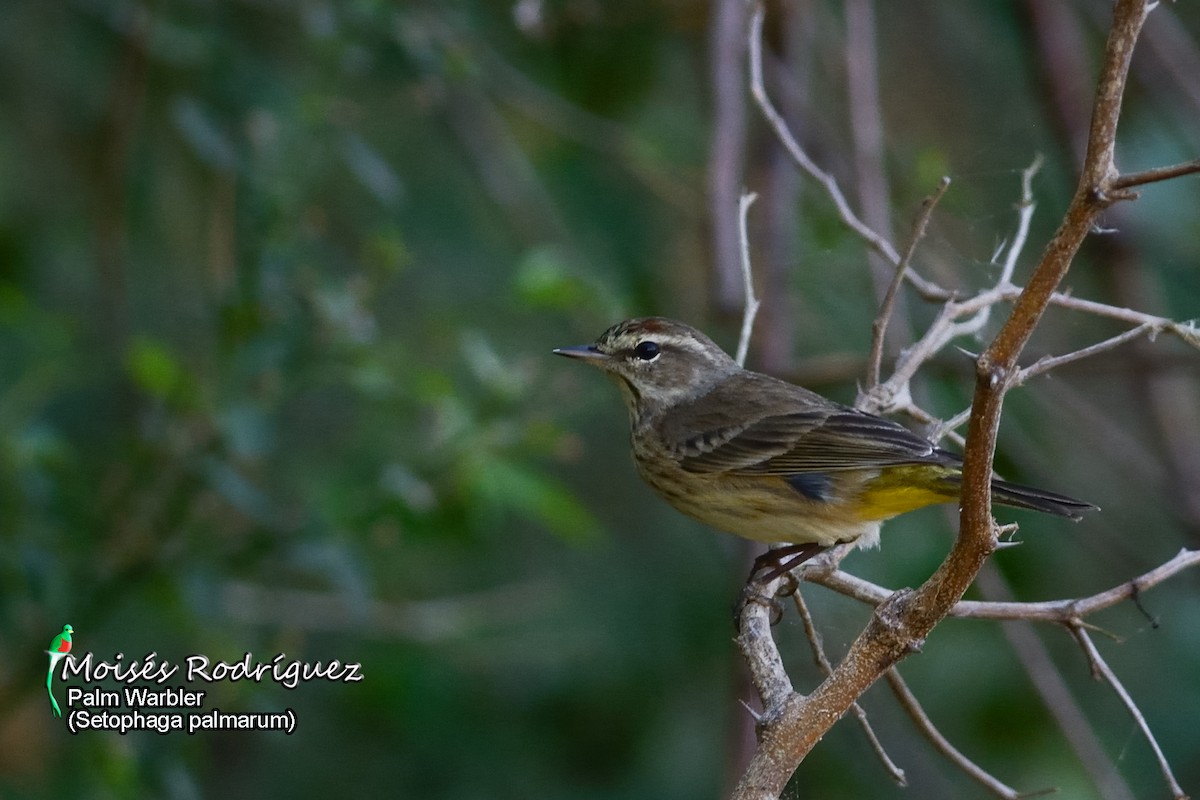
[[957, 0, 1151, 606], [732, 2, 1192, 798], [735, 576, 794, 713]]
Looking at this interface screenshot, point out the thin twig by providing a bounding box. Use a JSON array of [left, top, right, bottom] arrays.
[[749, 3, 902, 270], [736, 191, 761, 367], [1001, 156, 1044, 284], [793, 592, 906, 786], [806, 549, 1200, 622], [1013, 322, 1155, 386], [921, 306, 1199, 445], [942, 155, 1044, 346], [1069, 623, 1190, 800], [866, 159, 1037, 415], [1110, 157, 1200, 190], [867, 176, 951, 389], [930, 406, 974, 445], [885, 669, 1031, 800], [908, 269, 1200, 351], [899, 402, 968, 449], [938, 285, 1200, 352], [976, 565, 1137, 800]]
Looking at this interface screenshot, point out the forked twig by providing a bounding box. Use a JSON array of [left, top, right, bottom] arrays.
[[867, 176, 951, 390], [1069, 623, 1190, 800], [885, 669, 1039, 800], [793, 592, 906, 786], [806, 549, 1200, 622]]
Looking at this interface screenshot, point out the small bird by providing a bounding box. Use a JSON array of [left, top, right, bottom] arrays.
[[555, 317, 1094, 575], [46, 624, 74, 718]]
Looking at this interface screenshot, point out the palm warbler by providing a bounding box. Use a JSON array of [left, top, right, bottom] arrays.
[[555, 317, 1094, 571]]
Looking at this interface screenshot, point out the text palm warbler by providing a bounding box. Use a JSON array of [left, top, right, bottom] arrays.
[[556, 317, 1094, 569]]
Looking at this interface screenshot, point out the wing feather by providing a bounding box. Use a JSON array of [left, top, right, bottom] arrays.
[[678, 410, 940, 475]]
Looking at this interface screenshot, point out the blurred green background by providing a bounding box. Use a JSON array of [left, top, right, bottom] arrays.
[[2, 1, 1198, 797]]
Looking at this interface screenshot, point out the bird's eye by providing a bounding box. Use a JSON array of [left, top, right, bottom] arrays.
[[633, 341, 660, 361]]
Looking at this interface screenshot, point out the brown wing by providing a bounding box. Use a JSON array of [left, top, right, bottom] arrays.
[[676, 409, 944, 475]]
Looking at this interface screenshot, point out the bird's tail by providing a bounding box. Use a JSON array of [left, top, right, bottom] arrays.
[[990, 477, 1097, 521], [47, 654, 62, 718]]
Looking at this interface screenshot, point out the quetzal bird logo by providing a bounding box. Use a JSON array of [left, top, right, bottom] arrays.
[[46, 624, 73, 718]]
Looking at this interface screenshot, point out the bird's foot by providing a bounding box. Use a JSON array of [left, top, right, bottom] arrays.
[[734, 544, 826, 630], [735, 581, 785, 627]]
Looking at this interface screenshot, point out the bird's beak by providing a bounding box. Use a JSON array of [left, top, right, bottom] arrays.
[[553, 344, 609, 362]]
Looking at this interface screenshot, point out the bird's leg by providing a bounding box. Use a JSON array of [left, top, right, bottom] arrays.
[[749, 542, 827, 582], [735, 543, 827, 628], [1130, 583, 1160, 629]]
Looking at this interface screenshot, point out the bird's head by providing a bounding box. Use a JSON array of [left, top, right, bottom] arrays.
[[63, 624, 74, 635], [554, 317, 739, 420]]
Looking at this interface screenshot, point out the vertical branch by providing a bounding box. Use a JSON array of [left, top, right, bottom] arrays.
[[866, 177, 950, 389], [709, 0, 749, 311], [958, 0, 1151, 557], [757, 0, 812, 374], [733, 2, 1159, 796], [844, 0, 896, 306]]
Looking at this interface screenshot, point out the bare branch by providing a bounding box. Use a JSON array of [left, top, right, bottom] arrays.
[[885, 669, 1031, 800], [732, 2, 1200, 797], [1070, 624, 1190, 800], [1038, 295, 1200, 351], [1110, 157, 1200, 190], [1012, 322, 1156, 387], [935, 155, 1044, 356], [999, 155, 1044, 286], [910, 274, 1200, 353], [734, 576, 795, 714], [867, 177, 950, 389], [859, 157, 1040, 419], [929, 406, 974, 447], [976, 565, 1137, 800], [749, 3, 900, 268], [736, 191, 761, 367], [709, 0, 749, 309], [793, 592, 906, 786], [806, 549, 1200, 623]]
